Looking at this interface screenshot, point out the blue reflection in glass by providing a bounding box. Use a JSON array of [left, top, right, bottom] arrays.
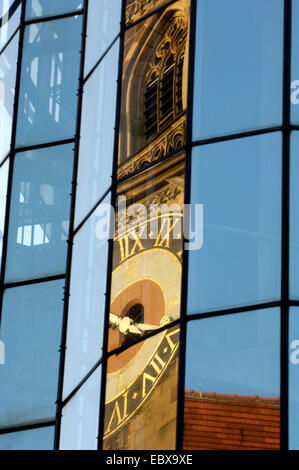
[[289, 307, 299, 450], [188, 133, 281, 314], [0, 426, 54, 450], [16, 16, 82, 147], [84, 0, 121, 77], [185, 309, 280, 397], [5, 144, 73, 283], [193, 0, 283, 139], [26, 0, 82, 19], [75, 41, 119, 227], [0, 0, 21, 50], [0, 281, 64, 428], [63, 196, 110, 398], [290, 133, 299, 298], [291, 0, 299, 124]]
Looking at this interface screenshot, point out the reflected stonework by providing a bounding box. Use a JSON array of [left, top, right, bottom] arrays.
[[103, 0, 189, 450]]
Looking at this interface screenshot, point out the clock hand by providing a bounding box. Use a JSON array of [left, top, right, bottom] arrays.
[[109, 312, 174, 336]]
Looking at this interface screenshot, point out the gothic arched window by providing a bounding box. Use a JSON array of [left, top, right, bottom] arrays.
[[144, 15, 187, 141]]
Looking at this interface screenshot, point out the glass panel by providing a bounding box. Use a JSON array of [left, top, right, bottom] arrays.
[[60, 366, 101, 450], [104, 325, 179, 450], [26, 0, 83, 20], [188, 133, 281, 314], [0, 159, 9, 269], [0, 32, 18, 163], [290, 133, 299, 299], [63, 196, 110, 399], [0, 0, 21, 50], [75, 40, 119, 227], [125, 0, 171, 25], [16, 16, 82, 147], [184, 309, 280, 450], [118, 1, 189, 171], [0, 426, 54, 450], [289, 307, 299, 449], [291, 0, 299, 124], [108, 154, 184, 352], [84, 0, 121, 77], [0, 281, 64, 429], [5, 144, 73, 283], [193, 0, 283, 140]]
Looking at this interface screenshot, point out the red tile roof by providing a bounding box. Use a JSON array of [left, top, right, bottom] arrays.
[[183, 390, 280, 450]]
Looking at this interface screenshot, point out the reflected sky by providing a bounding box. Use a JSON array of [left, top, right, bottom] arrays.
[[185, 309, 280, 398]]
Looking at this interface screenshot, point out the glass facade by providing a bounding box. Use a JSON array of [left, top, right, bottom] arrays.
[[0, 0, 297, 452]]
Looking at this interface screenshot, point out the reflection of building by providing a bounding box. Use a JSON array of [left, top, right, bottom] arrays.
[[184, 391, 280, 450], [0, 0, 298, 452]]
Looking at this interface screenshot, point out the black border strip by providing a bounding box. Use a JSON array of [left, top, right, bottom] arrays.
[[53, 0, 89, 450], [281, 0, 292, 452]]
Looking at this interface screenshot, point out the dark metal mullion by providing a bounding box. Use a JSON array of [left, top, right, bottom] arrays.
[[0, 24, 20, 56], [176, 0, 197, 451], [185, 301, 281, 323], [192, 126, 282, 148], [14, 137, 75, 154], [281, 0, 292, 452], [4, 273, 66, 290], [24, 9, 84, 26], [0, 420, 56, 436], [83, 35, 120, 84], [97, 0, 126, 451], [0, 0, 26, 326], [73, 186, 111, 236], [53, 0, 89, 450]]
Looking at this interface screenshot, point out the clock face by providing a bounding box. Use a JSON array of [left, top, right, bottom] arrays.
[[103, 156, 184, 446], [104, 214, 182, 440]]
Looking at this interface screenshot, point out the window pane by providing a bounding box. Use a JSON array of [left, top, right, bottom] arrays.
[[193, 0, 283, 140], [0, 426, 54, 450], [0, 0, 21, 50], [75, 41, 119, 227], [5, 144, 73, 283], [291, 0, 299, 124], [16, 16, 82, 147], [184, 310, 280, 450], [289, 307, 299, 450], [104, 325, 179, 450], [118, 3, 189, 172], [63, 196, 110, 398], [0, 159, 9, 270], [290, 133, 299, 298], [60, 366, 101, 450], [26, 0, 83, 19], [0, 32, 18, 163], [84, 0, 121, 78], [188, 133, 281, 314], [0, 281, 64, 428]]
